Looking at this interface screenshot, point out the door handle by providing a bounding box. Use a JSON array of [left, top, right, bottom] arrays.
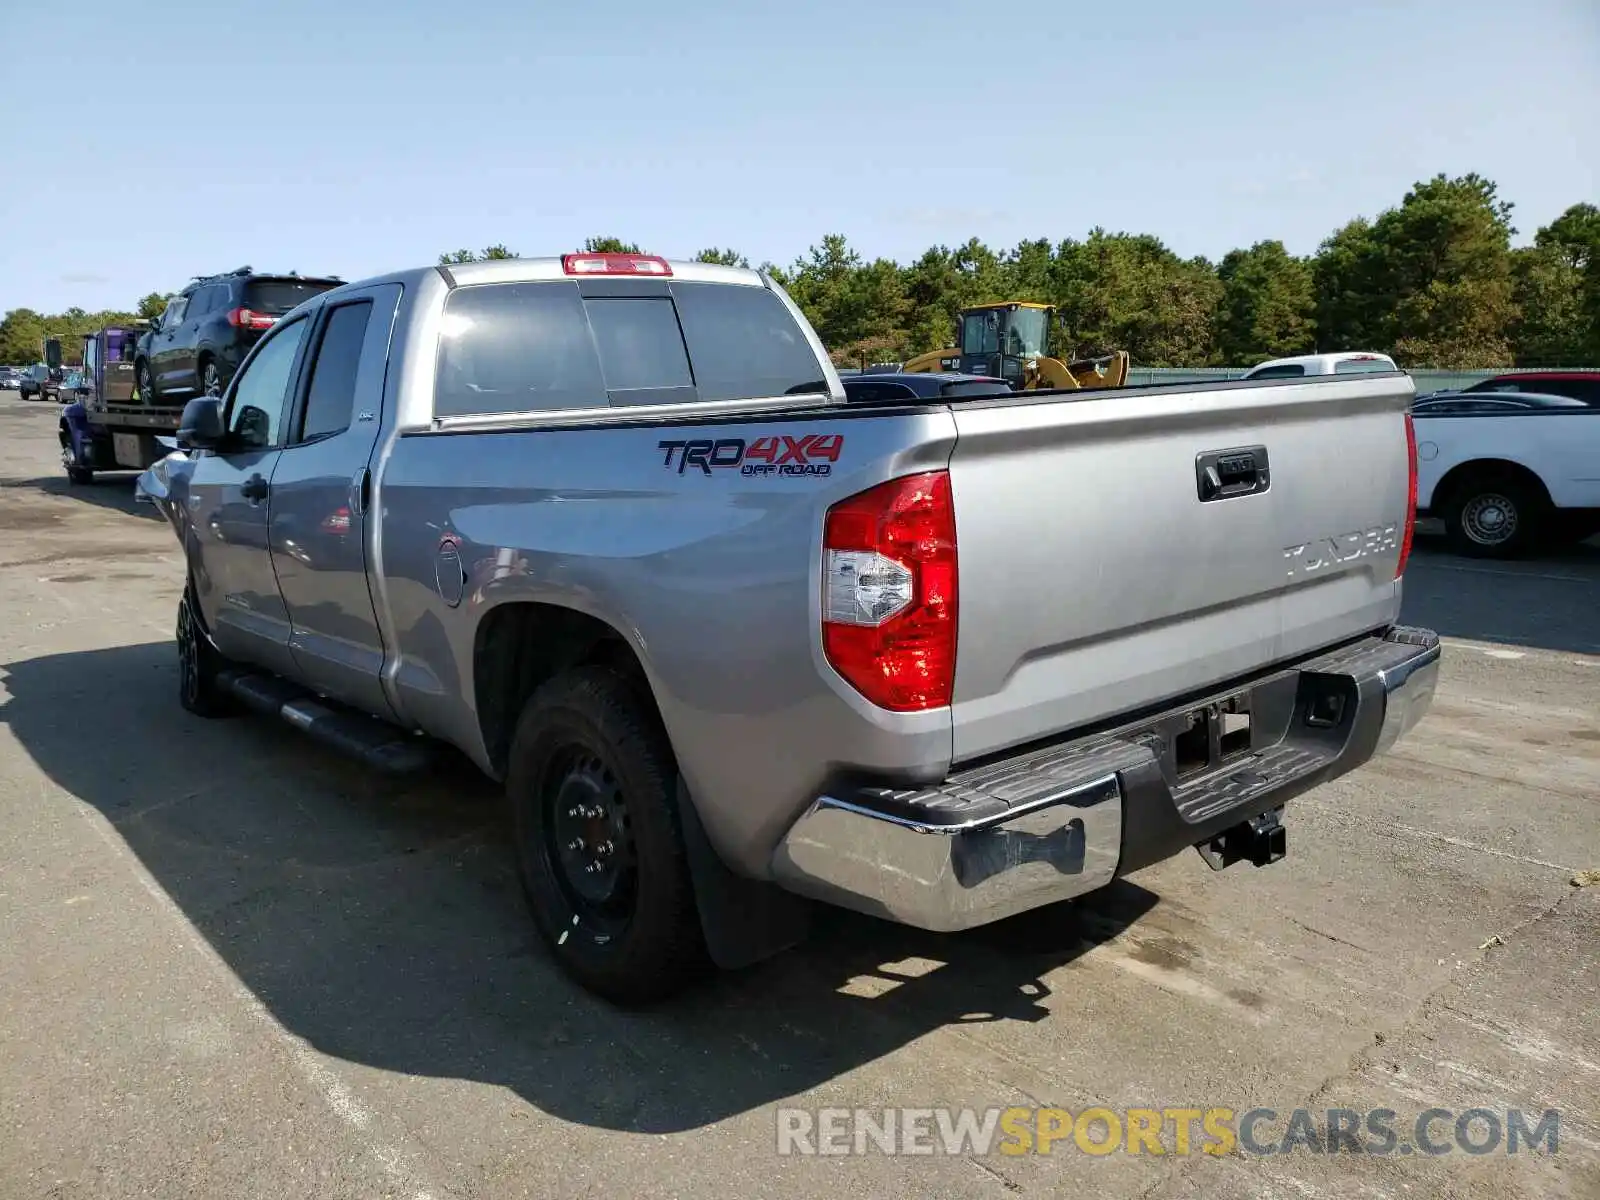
[[350, 467, 371, 516], [241, 473, 270, 502], [1196, 446, 1270, 502]]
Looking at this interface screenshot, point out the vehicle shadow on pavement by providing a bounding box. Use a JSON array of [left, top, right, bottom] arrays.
[[1402, 529, 1600, 656], [0, 640, 1158, 1134], [0, 475, 161, 521]]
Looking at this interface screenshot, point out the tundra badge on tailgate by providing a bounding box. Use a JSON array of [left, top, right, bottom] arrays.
[[658, 434, 843, 478], [1283, 524, 1399, 578]]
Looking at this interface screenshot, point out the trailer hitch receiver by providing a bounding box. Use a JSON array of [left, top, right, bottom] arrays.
[[1195, 807, 1286, 871]]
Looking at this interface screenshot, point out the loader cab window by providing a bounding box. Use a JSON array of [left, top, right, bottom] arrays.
[[960, 308, 1049, 359], [1005, 307, 1049, 357], [960, 311, 1002, 357]]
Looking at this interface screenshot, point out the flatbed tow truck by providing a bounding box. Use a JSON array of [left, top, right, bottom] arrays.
[[59, 324, 185, 484]]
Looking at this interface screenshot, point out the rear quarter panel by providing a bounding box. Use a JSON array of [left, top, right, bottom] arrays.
[[375, 409, 958, 876]]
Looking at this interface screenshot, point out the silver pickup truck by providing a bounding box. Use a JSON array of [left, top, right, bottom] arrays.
[[138, 253, 1440, 1003]]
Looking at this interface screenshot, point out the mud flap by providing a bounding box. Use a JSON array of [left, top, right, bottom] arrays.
[[677, 779, 812, 970]]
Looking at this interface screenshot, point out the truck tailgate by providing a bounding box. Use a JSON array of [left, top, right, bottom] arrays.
[[946, 374, 1415, 762]]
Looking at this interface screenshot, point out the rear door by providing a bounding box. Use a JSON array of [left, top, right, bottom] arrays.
[[945, 374, 1415, 761], [151, 295, 188, 390], [266, 284, 401, 718], [172, 285, 216, 392]]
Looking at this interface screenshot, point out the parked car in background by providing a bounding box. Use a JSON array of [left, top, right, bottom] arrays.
[[0, 367, 23, 391], [842, 370, 1013, 403], [1240, 352, 1398, 380], [137, 252, 1437, 1003], [1459, 370, 1600, 407], [135, 266, 344, 403], [18, 364, 55, 402], [1412, 394, 1600, 556], [1411, 391, 1587, 415], [56, 369, 92, 406]]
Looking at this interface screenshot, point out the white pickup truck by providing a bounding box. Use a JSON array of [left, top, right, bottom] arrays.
[[1410, 391, 1600, 557]]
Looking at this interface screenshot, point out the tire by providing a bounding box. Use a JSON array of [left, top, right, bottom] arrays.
[[60, 431, 92, 484], [177, 583, 236, 718], [201, 358, 222, 398], [1441, 473, 1549, 560], [506, 666, 708, 1004], [137, 360, 157, 404]]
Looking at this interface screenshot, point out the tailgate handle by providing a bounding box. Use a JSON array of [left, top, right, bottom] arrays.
[[1197, 445, 1270, 502]]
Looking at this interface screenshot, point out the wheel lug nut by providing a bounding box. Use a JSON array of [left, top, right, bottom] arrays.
[[567, 837, 584, 852]]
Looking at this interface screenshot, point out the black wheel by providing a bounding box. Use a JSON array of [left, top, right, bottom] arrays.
[[201, 359, 222, 398], [1442, 474, 1548, 559], [60, 432, 92, 484], [137, 360, 157, 404], [507, 666, 707, 1004], [177, 584, 235, 718]]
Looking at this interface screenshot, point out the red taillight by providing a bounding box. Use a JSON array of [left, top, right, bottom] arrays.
[[822, 471, 958, 712], [561, 253, 673, 277], [1397, 412, 1418, 578], [226, 307, 276, 331]]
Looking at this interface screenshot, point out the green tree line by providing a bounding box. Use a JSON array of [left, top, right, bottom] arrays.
[[5, 176, 1595, 370], [443, 180, 1600, 370], [0, 292, 167, 367]]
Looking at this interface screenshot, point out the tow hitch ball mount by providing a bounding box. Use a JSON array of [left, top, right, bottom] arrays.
[[1195, 806, 1287, 871]]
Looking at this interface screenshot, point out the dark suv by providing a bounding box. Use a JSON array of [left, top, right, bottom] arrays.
[[136, 267, 342, 402], [1462, 371, 1600, 407]]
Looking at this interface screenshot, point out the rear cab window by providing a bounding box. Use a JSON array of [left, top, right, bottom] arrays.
[[432, 279, 828, 419], [1333, 356, 1396, 375], [246, 278, 342, 316]]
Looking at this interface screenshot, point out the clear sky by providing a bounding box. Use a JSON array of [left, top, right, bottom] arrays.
[[1, 0, 1595, 315]]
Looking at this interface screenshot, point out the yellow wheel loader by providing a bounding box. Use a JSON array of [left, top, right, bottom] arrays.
[[900, 302, 1130, 391]]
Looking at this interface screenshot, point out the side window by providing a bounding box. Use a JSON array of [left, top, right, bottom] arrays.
[[162, 297, 188, 327], [226, 317, 309, 450], [296, 301, 374, 442], [1247, 364, 1306, 379], [186, 287, 213, 320]]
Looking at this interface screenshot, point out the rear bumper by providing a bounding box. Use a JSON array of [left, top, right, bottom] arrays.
[[771, 626, 1440, 931]]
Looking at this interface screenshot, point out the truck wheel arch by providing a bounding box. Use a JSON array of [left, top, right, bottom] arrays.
[[1432, 458, 1552, 513], [473, 598, 814, 972], [472, 601, 659, 779]]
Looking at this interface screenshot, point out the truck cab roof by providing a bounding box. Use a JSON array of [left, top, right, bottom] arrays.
[[1241, 352, 1397, 380]]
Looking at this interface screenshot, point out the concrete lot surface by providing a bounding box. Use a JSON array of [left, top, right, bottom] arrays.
[[0, 390, 1595, 1198]]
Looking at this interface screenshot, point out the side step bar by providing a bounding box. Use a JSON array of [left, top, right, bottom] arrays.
[[216, 670, 435, 774]]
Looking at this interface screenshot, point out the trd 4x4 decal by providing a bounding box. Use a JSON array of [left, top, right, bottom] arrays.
[[659, 433, 843, 477]]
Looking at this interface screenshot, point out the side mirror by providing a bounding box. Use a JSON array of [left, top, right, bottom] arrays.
[[148, 316, 161, 333], [176, 397, 225, 451]]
